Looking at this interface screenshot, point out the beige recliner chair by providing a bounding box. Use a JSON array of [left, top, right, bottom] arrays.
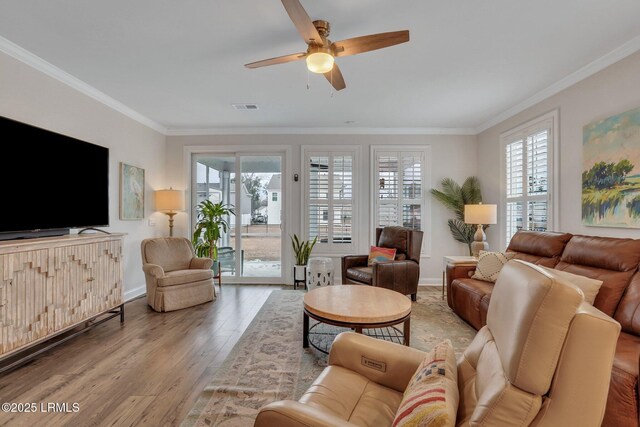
[[141, 237, 216, 312], [255, 260, 620, 426]]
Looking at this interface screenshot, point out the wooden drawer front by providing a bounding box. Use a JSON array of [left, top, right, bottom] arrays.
[[0, 250, 51, 354], [53, 240, 123, 331]]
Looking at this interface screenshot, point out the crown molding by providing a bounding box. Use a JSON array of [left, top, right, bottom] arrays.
[[0, 35, 167, 135], [165, 126, 477, 136], [3, 31, 639, 138], [476, 34, 640, 134], [167, 33, 640, 138]]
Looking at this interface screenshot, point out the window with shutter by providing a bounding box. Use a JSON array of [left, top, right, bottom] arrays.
[[303, 147, 358, 252], [501, 112, 556, 246], [377, 154, 400, 228], [373, 148, 428, 238], [308, 155, 330, 243]]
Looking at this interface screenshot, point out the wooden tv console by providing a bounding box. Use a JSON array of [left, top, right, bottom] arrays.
[[0, 233, 124, 365]]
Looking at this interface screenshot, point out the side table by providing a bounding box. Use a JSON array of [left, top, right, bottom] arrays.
[[306, 257, 334, 291], [442, 255, 478, 300]]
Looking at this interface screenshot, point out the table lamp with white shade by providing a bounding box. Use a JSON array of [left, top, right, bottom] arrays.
[[464, 203, 497, 258], [155, 188, 185, 237]]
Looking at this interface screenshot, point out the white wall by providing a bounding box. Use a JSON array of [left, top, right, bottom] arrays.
[[9, 43, 637, 290], [477, 51, 640, 250], [165, 134, 478, 283], [0, 50, 167, 299]]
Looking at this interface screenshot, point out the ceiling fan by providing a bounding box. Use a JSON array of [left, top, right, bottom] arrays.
[[244, 0, 410, 91]]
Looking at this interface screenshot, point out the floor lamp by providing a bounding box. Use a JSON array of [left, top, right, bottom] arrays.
[[464, 203, 497, 258], [155, 188, 185, 237]]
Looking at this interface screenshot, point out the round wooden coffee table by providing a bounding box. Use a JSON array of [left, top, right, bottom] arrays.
[[303, 285, 412, 351]]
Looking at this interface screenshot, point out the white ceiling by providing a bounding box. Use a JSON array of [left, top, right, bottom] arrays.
[[1, 0, 639, 133]]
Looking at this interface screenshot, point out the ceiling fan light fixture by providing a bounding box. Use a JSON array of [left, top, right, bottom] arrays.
[[244, 0, 410, 92], [306, 51, 334, 74]]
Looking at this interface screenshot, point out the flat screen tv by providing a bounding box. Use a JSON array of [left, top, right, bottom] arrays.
[[1, 116, 109, 240]]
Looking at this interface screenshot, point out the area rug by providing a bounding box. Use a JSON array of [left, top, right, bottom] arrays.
[[181, 288, 475, 427]]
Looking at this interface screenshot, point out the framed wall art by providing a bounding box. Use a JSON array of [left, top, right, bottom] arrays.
[[120, 162, 145, 220], [582, 107, 640, 228]]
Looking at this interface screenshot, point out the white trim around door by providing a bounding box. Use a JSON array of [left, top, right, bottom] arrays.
[[184, 145, 293, 284]]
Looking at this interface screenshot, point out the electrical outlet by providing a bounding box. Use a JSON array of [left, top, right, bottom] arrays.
[[148, 219, 156, 227]]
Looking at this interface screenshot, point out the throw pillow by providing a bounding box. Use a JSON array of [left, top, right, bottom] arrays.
[[368, 246, 397, 266], [541, 267, 603, 305], [472, 250, 516, 283], [393, 340, 458, 427]]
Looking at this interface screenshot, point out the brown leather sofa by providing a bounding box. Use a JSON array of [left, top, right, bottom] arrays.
[[341, 227, 423, 301], [446, 230, 640, 427], [256, 260, 620, 426]]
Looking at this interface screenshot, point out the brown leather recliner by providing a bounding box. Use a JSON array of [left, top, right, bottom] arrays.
[[342, 227, 423, 301], [256, 260, 620, 426], [446, 230, 640, 427]]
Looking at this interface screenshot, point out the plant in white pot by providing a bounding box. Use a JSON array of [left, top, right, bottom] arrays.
[[291, 234, 317, 283]]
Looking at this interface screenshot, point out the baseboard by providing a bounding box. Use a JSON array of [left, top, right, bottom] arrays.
[[420, 277, 443, 286], [124, 285, 146, 302]]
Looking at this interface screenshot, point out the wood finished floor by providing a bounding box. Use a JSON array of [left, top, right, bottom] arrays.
[[0, 284, 283, 427]]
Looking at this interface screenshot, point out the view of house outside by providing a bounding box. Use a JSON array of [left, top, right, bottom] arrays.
[[195, 158, 282, 278]]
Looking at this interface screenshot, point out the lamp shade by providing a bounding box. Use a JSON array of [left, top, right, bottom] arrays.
[[155, 189, 185, 212], [306, 52, 334, 74], [464, 204, 497, 225]]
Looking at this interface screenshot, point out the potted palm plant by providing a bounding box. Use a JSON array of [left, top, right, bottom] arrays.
[[430, 176, 485, 256], [192, 200, 235, 275], [291, 234, 317, 282]]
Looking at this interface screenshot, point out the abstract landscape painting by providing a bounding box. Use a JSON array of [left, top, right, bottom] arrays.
[[120, 163, 145, 220], [582, 107, 640, 228]]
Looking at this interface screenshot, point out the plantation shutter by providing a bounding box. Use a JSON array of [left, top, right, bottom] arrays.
[[526, 131, 549, 233], [402, 154, 422, 230], [504, 127, 551, 246], [377, 154, 400, 227], [308, 156, 329, 243], [505, 139, 524, 245], [332, 155, 353, 243], [375, 151, 424, 231], [506, 139, 524, 198], [528, 131, 548, 195], [306, 150, 355, 249]]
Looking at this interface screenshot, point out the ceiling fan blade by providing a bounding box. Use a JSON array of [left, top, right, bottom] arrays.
[[324, 64, 346, 91], [245, 52, 306, 69], [332, 30, 409, 57], [281, 0, 324, 45]]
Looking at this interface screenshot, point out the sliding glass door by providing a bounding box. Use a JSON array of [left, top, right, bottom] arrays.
[[192, 153, 283, 282], [239, 156, 282, 278]]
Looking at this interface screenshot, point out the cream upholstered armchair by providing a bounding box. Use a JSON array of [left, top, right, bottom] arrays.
[[255, 260, 620, 426], [141, 237, 216, 312]]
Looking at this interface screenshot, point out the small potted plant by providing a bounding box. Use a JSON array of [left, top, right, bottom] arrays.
[[291, 234, 317, 282], [192, 200, 235, 275]]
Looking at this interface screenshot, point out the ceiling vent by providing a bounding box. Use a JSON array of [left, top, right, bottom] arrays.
[[232, 103, 259, 110]]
